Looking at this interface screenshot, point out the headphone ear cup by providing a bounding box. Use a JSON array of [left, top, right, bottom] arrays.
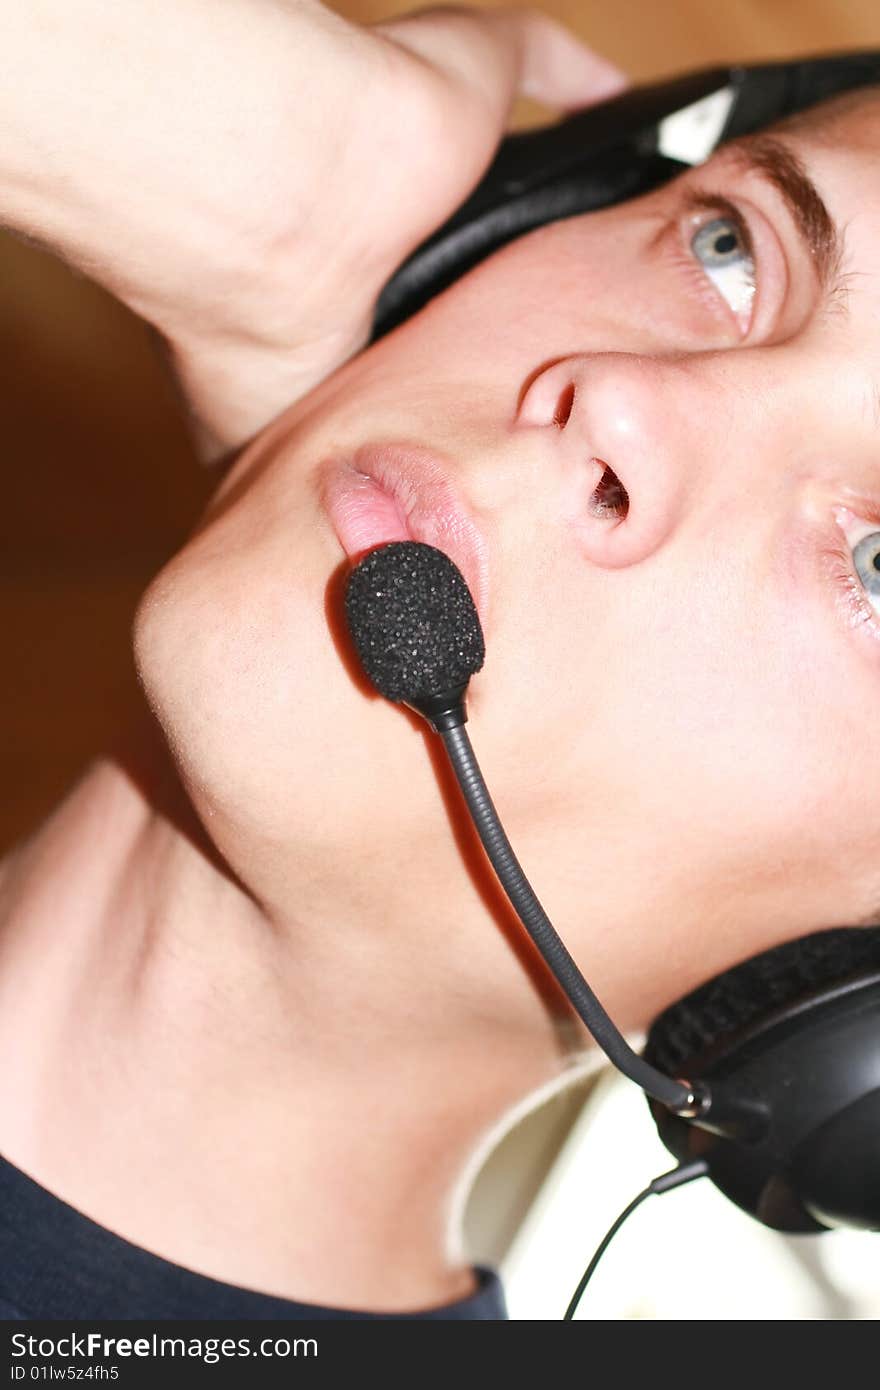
[[791, 1092, 880, 1230], [644, 927, 880, 1233]]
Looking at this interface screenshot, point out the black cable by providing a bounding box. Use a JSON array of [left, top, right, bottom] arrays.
[[564, 1190, 651, 1321], [439, 722, 691, 1111], [564, 1158, 709, 1320]]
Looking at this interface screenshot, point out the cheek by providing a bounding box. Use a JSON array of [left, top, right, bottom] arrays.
[[387, 217, 650, 384], [445, 213, 726, 359], [131, 453, 371, 836], [133, 543, 321, 820], [615, 541, 868, 874], [478, 521, 861, 876]]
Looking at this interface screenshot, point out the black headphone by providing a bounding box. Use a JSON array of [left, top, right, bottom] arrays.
[[370, 52, 880, 1238], [646, 926, 880, 1231]]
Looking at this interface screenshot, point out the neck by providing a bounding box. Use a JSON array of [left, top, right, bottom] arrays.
[[0, 706, 575, 1312]]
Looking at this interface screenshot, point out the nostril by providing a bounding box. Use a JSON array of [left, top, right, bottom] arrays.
[[587, 463, 629, 520], [553, 383, 576, 428]]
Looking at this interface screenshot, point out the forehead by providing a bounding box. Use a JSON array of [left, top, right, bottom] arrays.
[[772, 84, 880, 147]]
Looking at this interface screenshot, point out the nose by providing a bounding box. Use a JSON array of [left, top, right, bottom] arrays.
[[515, 353, 698, 569]]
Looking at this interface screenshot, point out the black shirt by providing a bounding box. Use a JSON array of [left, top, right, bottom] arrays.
[[0, 1152, 506, 1319]]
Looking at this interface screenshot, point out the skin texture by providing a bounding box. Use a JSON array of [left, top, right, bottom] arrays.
[[4, 86, 880, 1311]]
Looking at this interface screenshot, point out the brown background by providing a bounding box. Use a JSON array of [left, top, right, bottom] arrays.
[[4, 0, 880, 853]]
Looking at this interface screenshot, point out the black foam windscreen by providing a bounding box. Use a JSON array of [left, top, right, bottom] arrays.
[[343, 541, 485, 703]]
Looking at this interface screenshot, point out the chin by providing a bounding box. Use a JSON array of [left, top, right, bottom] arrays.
[[130, 523, 457, 891]]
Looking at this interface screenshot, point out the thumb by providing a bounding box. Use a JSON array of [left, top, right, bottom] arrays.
[[373, 5, 628, 116]]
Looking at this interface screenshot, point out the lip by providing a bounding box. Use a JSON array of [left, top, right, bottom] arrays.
[[319, 443, 489, 622]]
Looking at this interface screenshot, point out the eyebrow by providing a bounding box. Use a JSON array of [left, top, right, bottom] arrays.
[[723, 134, 845, 301]]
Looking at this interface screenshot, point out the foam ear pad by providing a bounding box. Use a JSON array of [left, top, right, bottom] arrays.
[[645, 926, 880, 1075], [643, 927, 880, 1233]]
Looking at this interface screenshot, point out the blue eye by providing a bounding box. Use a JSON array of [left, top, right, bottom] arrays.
[[690, 216, 756, 322], [854, 531, 880, 606]]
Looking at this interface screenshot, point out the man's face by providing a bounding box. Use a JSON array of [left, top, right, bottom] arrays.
[[134, 93, 880, 1021]]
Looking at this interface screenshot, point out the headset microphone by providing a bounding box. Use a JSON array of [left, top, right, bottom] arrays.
[[344, 541, 484, 731], [344, 539, 880, 1315], [344, 540, 760, 1138]]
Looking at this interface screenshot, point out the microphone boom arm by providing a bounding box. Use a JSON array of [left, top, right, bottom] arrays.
[[439, 721, 770, 1140], [440, 723, 692, 1110]]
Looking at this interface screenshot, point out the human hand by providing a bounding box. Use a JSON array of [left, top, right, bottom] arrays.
[[0, 1, 625, 459], [168, 3, 628, 457]]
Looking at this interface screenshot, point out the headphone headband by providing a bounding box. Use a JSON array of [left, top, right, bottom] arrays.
[[372, 50, 880, 339]]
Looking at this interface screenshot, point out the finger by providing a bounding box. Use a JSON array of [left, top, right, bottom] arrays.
[[508, 9, 629, 108], [373, 5, 628, 117]]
